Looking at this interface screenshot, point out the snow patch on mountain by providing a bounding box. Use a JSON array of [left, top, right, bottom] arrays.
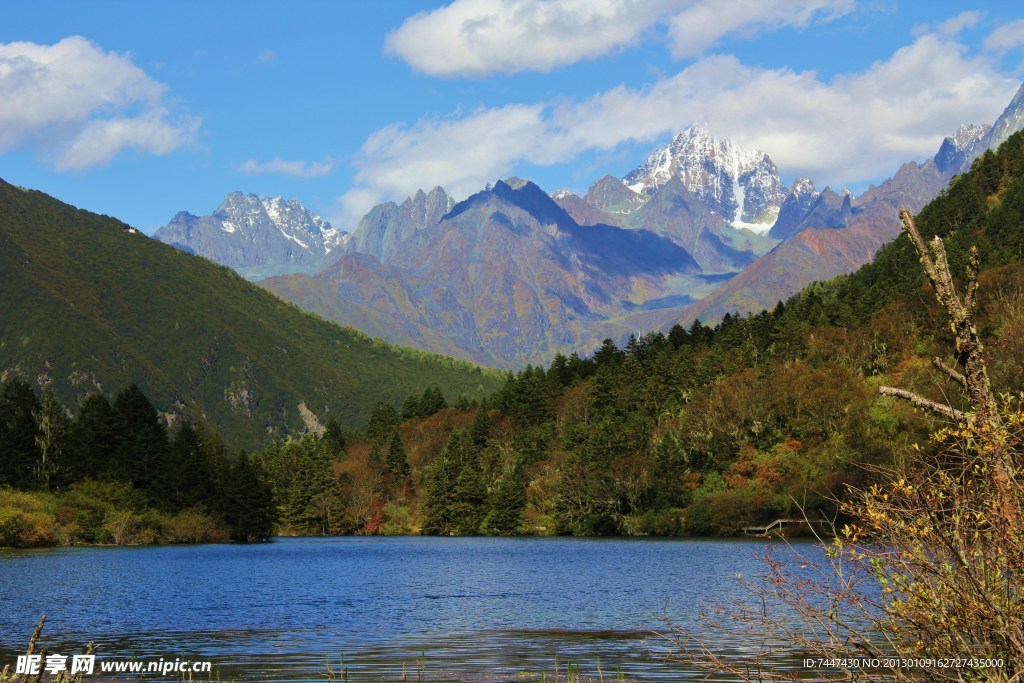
[[622, 125, 787, 231]]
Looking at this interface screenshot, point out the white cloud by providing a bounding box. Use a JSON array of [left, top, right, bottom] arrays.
[[0, 36, 199, 169], [666, 0, 854, 58], [342, 29, 1019, 223], [240, 156, 335, 178], [339, 105, 546, 222], [935, 11, 983, 37], [984, 19, 1024, 53], [56, 111, 200, 171], [385, 0, 854, 77], [385, 0, 676, 77]]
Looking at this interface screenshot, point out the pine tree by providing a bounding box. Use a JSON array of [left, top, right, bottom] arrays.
[[0, 378, 42, 489], [67, 393, 125, 482], [450, 451, 486, 535], [385, 431, 411, 481], [468, 406, 493, 449], [217, 451, 276, 542], [322, 419, 346, 457], [166, 422, 215, 511], [365, 401, 400, 443], [33, 394, 70, 490], [401, 393, 423, 420], [112, 385, 170, 502], [422, 430, 479, 535], [419, 386, 448, 416], [480, 466, 526, 535]]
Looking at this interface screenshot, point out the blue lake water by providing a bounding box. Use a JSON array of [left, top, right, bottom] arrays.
[[0, 536, 813, 681]]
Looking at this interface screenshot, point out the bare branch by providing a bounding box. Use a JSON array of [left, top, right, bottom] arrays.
[[964, 246, 980, 316], [879, 385, 967, 422], [900, 210, 941, 289], [932, 357, 968, 389]]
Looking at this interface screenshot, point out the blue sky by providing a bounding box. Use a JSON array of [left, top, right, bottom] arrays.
[[2, 1, 1024, 234]]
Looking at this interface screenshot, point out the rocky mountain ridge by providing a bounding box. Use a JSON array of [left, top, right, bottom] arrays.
[[622, 125, 788, 232], [157, 81, 1024, 369], [154, 192, 347, 279]]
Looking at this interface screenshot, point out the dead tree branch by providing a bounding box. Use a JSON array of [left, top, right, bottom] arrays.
[[888, 209, 1015, 527]]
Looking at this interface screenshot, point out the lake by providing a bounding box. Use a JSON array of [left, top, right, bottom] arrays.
[[0, 536, 812, 681]]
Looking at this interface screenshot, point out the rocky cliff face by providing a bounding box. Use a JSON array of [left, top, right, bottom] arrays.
[[155, 193, 345, 278], [768, 179, 819, 241], [584, 174, 647, 215], [934, 124, 992, 174], [622, 126, 788, 232], [342, 186, 454, 264], [988, 81, 1024, 152], [264, 179, 703, 368]]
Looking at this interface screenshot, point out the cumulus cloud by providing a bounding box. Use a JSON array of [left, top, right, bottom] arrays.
[[240, 156, 335, 178], [385, 0, 675, 77], [340, 106, 546, 221], [666, 0, 854, 58], [984, 19, 1024, 53], [0, 36, 199, 169], [935, 11, 984, 37], [386, 0, 852, 77], [342, 29, 1019, 223]]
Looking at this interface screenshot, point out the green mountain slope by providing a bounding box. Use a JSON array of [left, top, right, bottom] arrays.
[[307, 132, 1024, 539], [0, 179, 500, 450]]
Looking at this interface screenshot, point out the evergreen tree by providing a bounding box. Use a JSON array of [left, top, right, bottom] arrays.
[[113, 385, 170, 502], [667, 323, 690, 348], [422, 430, 480, 535], [419, 386, 447, 416], [216, 451, 276, 542], [0, 378, 42, 491], [385, 431, 411, 482], [33, 394, 70, 490], [548, 353, 571, 388], [280, 436, 346, 534], [0, 378, 42, 489], [365, 401, 400, 442], [67, 393, 125, 482], [322, 419, 346, 456], [468, 406, 493, 449], [401, 393, 423, 420], [480, 466, 526, 535], [593, 338, 623, 366], [166, 422, 215, 511], [500, 366, 554, 427]]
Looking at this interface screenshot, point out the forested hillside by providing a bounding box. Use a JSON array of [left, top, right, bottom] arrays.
[[261, 133, 1024, 537], [3, 135, 1022, 543], [0, 179, 500, 451], [0, 382, 275, 546]]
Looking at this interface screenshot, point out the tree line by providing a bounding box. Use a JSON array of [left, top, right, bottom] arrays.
[[273, 131, 1024, 538], [5, 132, 1024, 545], [0, 382, 274, 546]]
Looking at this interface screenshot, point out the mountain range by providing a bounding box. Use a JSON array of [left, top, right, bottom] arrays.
[[0, 179, 498, 449], [156, 82, 1024, 369], [155, 192, 348, 279]]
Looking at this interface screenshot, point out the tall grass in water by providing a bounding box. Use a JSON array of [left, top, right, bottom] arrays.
[[0, 616, 95, 683]]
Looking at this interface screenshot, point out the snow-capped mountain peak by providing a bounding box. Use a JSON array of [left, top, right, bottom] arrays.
[[209, 192, 346, 254], [950, 124, 991, 152], [622, 125, 787, 233], [934, 124, 992, 173], [154, 193, 348, 277]]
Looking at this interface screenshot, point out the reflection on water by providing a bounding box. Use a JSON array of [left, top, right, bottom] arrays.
[[0, 537, 821, 681]]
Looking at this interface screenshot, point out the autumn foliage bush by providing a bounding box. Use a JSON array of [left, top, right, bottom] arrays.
[[674, 212, 1024, 681]]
